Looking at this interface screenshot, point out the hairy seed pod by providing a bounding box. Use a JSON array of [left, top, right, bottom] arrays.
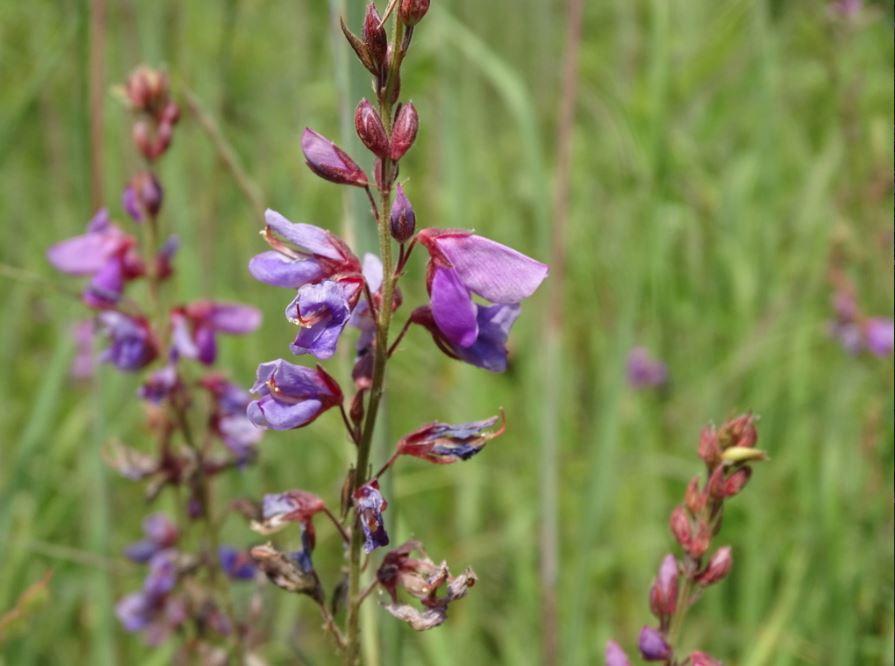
[[355, 99, 390, 158], [390, 102, 419, 161], [363, 3, 388, 71], [399, 0, 430, 26]]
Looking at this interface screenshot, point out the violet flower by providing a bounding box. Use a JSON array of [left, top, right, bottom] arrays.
[[138, 361, 180, 404], [353, 480, 389, 553], [122, 172, 163, 222], [125, 514, 179, 564], [202, 374, 264, 462], [46, 209, 144, 309], [627, 347, 668, 390], [219, 547, 257, 581], [865, 318, 894, 357], [248, 209, 361, 289], [285, 276, 364, 359], [411, 303, 521, 372], [247, 360, 343, 430], [170, 301, 261, 365], [638, 626, 672, 661], [417, 228, 548, 348], [98, 311, 158, 371], [605, 641, 631, 666]]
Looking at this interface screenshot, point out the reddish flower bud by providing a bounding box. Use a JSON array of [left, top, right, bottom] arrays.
[[132, 121, 153, 158], [152, 121, 173, 160], [689, 652, 722, 666], [696, 546, 732, 586], [723, 466, 752, 497], [161, 102, 181, 126], [363, 2, 388, 71], [684, 477, 707, 515], [669, 506, 691, 549], [390, 184, 416, 242], [698, 425, 722, 467], [686, 521, 711, 559], [399, 0, 430, 26], [301, 128, 368, 187], [638, 626, 671, 661], [707, 465, 727, 500], [649, 555, 678, 619], [390, 102, 419, 161], [355, 99, 390, 158]]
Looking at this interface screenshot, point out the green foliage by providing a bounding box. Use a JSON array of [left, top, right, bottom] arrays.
[[0, 1, 892, 664]]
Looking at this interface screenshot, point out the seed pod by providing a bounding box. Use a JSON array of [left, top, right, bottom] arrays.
[[399, 0, 430, 26], [389, 184, 416, 242], [355, 99, 390, 158], [390, 102, 418, 160]]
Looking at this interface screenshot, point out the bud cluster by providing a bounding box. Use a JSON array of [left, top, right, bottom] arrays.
[[123, 66, 181, 161], [606, 414, 766, 665]]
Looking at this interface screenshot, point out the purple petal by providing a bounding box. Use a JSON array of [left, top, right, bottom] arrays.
[[124, 539, 159, 564], [143, 551, 178, 600], [210, 303, 262, 334], [430, 267, 478, 348], [122, 185, 142, 221], [638, 626, 671, 661], [247, 395, 324, 430], [866, 318, 894, 356], [265, 209, 344, 261], [87, 208, 111, 232], [195, 324, 217, 366], [47, 234, 114, 275], [219, 547, 257, 581], [362, 253, 384, 292], [435, 234, 548, 304], [287, 281, 353, 359], [269, 359, 336, 399], [116, 593, 152, 632], [452, 303, 520, 372], [248, 251, 326, 289], [84, 260, 125, 308], [605, 641, 631, 666]]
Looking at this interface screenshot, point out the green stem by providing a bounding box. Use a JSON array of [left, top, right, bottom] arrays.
[[344, 18, 406, 665]]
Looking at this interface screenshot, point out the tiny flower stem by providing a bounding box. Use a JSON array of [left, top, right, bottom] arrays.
[[323, 506, 351, 544], [364, 185, 380, 221], [340, 402, 361, 447], [357, 579, 380, 607], [387, 317, 413, 358], [373, 449, 401, 480]]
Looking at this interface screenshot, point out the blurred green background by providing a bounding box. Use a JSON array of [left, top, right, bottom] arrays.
[[0, 0, 892, 664]]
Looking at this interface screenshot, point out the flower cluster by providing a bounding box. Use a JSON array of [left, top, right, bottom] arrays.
[[607, 414, 766, 665], [239, 3, 547, 661], [47, 66, 267, 659]]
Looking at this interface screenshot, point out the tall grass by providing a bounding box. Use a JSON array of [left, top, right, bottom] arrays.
[[0, 1, 892, 664]]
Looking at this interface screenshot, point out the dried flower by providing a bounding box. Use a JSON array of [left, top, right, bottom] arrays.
[[395, 413, 505, 464], [353, 480, 390, 553]]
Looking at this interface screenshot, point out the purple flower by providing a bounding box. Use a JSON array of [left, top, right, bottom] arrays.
[[418, 228, 547, 349], [411, 303, 521, 372], [138, 362, 180, 404], [143, 550, 179, 599], [122, 172, 163, 222], [605, 641, 631, 666], [396, 413, 506, 464], [865, 318, 894, 357], [98, 312, 158, 371], [301, 128, 368, 187], [353, 480, 389, 553], [125, 514, 179, 563], [638, 626, 672, 661], [247, 360, 343, 430], [171, 301, 261, 365], [285, 276, 364, 359], [219, 547, 257, 581], [155, 235, 179, 280], [249, 209, 361, 289], [116, 592, 154, 632], [46, 209, 144, 309], [202, 374, 264, 462], [627, 347, 668, 389]]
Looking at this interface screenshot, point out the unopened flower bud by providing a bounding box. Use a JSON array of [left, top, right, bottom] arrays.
[[722, 466, 752, 497], [301, 128, 368, 187], [707, 465, 726, 499], [669, 506, 691, 549], [689, 652, 722, 666], [153, 121, 173, 160], [649, 554, 678, 619], [132, 121, 153, 158], [698, 425, 722, 468], [399, 0, 430, 26], [696, 546, 732, 586], [684, 477, 706, 514], [162, 102, 181, 126], [390, 184, 416, 242], [363, 3, 388, 71], [722, 413, 757, 448], [686, 522, 711, 559], [390, 103, 419, 161], [123, 172, 164, 221], [355, 99, 390, 158], [638, 626, 671, 661]]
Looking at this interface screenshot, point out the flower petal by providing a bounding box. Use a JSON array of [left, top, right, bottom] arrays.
[[248, 395, 324, 430], [265, 209, 344, 260], [430, 267, 478, 348], [47, 234, 114, 275], [452, 303, 520, 372], [248, 251, 326, 289], [436, 234, 548, 304], [210, 303, 262, 334]]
